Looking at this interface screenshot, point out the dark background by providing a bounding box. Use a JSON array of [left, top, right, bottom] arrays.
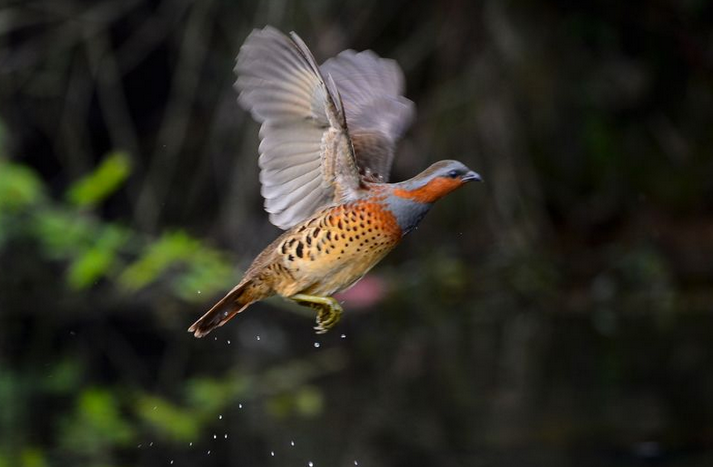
[[1, 0, 713, 466]]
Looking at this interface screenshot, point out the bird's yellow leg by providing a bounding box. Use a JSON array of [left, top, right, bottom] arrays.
[[290, 294, 343, 334]]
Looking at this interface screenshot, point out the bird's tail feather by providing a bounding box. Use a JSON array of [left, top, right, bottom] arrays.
[[188, 280, 262, 338]]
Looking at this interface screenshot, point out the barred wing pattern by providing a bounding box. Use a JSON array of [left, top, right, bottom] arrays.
[[235, 27, 361, 229], [321, 50, 415, 182]]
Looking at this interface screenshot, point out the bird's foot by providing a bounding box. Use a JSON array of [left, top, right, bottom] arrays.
[[291, 294, 343, 334]]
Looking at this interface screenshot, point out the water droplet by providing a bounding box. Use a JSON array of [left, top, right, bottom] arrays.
[[290, 440, 295, 447], [218, 414, 222, 419], [227, 340, 231, 344], [207, 450, 211, 455], [137, 444, 142, 448], [308, 462, 314, 467], [214, 337, 218, 341], [197, 290, 202, 294], [170, 461, 174, 465], [314, 342, 320, 348], [271, 451, 275, 457], [189, 442, 193, 447], [153, 406, 157, 410], [256, 335, 261, 341], [340, 334, 346, 339], [149, 442, 153, 447], [213, 434, 217, 439], [224, 434, 228, 439], [238, 403, 243, 409], [354, 461, 359, 466]]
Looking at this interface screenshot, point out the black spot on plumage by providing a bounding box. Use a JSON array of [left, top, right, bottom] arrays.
[[306, 236, 312, 246], [281, 243, 287, 254], [338, 220, 343, 229], [296, 242, 304, 258], [326, 231, 331, 241], [313, 228, 321, 238], [288, 254, 295, 261]]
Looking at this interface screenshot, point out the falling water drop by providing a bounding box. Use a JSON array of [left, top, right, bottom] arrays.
[[271, 451, 275, 457], [256, 335, 261, 341], [314, 342, 320, 348], [218, 414, 222, 420], [340, 334, 346, 339], [290, 440, 295, 447]]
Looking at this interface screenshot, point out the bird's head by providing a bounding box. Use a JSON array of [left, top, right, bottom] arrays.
[[392, 160, 482, 204]]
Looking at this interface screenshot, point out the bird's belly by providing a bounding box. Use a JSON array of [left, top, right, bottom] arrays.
[[299, 243, 396, 296], [271, 201, 402, 297]]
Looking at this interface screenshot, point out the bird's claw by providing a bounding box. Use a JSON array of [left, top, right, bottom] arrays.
[[291, 293, 343, 334], [314, 305, 341, 334]]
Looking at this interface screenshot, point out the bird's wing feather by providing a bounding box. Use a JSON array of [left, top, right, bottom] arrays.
[[235, 26, 361, 229], [320, 49, 415, 182]]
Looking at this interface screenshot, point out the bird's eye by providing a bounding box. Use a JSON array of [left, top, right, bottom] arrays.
[[447, 169, 460, 178]]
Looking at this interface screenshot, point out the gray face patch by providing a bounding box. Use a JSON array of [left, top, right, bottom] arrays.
[[383, 194, 433, 236]]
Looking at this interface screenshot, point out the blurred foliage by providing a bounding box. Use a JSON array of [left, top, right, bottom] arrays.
[[66, 152, 131, 209], [0, 154, 235, 299]]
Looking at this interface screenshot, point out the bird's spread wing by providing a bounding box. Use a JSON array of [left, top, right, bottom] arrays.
[[320, 50, 415, 182], [235, 27, 362, 229]]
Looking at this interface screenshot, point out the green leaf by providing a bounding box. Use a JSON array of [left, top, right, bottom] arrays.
[[0, 161, 44, 212], [136, 396, 200, 441], [32, 209, 95, 259], [294, 385, 323, 417], [67, 225, 130, 289], [66, 151, 131, 208], [60, 387, 134, 455], [118, 231, 200, 291], [20, 449, 47, 467], [173, 249, 236, 302]]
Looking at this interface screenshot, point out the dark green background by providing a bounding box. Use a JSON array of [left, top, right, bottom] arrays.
[[1, 0, 712, 466]]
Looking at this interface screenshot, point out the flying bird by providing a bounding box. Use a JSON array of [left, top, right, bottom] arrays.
[[189, 26, 481, 337]]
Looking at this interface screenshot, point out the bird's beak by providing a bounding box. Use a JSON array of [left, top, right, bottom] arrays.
[[462, 170, 482, 183]]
